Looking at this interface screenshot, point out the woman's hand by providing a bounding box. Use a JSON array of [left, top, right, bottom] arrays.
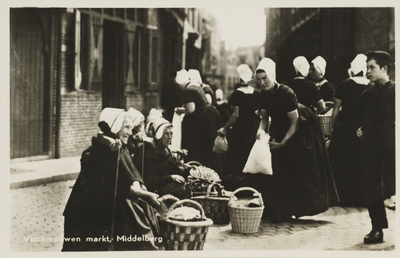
[[175, 107, 185, 115], [256, 129, 266, 140], [217, 127, 228, 136], [144, 191, 162, 213], [269, 140, 284, 151], [110, 139, 122, 151], [356, 127, 363, 138], [171, 175, 186, 184]]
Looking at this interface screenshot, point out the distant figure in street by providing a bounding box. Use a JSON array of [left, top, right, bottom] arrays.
[[174, 69, 223, 175], [309, 56, 336, 111], [285, 56, 326, 114], [354, 51, 395, 244], [160, 71, 184, 122], [188, 69, 216, 106], [217, 64, 260, 189], [328, 54, 370, 207], [215, 88, 231, 126]]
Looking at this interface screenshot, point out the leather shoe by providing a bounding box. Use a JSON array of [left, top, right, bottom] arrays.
[[364, 230, 383, 244]]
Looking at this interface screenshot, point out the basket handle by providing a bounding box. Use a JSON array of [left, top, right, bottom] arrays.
[[186, 161, 202, 167], [229, 187, 264, 207], [205, 182, 224, 198], [158, 194, 180, 204], [166, 199, 207, 220]]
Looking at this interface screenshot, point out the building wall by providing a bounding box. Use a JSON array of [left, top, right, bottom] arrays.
[[59, 92, 102, 157], [264, 8, 395, 84]]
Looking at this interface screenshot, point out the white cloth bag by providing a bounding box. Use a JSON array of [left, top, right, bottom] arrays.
[[243, 134, 273, 175], [171, 112, 184, 149]]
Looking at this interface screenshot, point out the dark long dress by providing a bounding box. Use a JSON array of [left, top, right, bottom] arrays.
[[224, 85, 260, 187], [316, 79, 336, 102], [285, 77, 322, 112], [245, 84, 339, 219], [62, 136, 160, 251], [180, 85, 223, 175], [328, 78, 369, 206], [133, 139, 191, 199]]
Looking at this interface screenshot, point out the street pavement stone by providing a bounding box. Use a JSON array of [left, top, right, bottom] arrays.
[[9, 180, 396, 254]]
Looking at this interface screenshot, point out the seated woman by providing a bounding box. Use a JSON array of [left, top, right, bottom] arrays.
[[134, 117, 192, 200], [62, 108, 162, 251]]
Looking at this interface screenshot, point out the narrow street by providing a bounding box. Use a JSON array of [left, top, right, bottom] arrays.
[[10, 180, 396, 254]]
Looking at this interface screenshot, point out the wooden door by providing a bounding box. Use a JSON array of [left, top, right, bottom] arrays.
[[10, 8, 50, 159]]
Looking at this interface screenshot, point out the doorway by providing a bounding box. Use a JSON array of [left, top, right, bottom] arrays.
[[102, 20, 125, 109]]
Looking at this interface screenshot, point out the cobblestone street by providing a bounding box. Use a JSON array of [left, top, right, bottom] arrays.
[[9, 180, 397, 256]]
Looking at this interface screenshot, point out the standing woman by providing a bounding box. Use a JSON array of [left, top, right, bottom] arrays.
[[174, 69, 223, 175], [328, 54, 370, 206], [217, 64, 260, 189], [250, 58, 338, 222], [309, 56, 336, 109], [285, 56, 326, 114]]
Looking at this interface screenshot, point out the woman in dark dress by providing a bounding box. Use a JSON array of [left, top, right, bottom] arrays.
[[329, 54, 370, 206], [62, 108, 162, 251], [133, 117, 192, 200], [217, 64, 260, 189], [174, 69, 223, 175], [285, 56, 326, 114], [215, 89, 231, 126], [309, 56, 336, 106], [246, 58, 338, 222]]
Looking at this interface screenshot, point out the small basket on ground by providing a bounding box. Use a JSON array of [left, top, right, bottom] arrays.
[[186, 161, 221, 196], [228, 187, 264, 234], [192, 182, 230, 225], [160, 199, 213, 250]]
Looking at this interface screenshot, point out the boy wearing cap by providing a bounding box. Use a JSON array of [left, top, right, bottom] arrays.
[[355, 51, 395, 244], [309, 56, 336, 106]]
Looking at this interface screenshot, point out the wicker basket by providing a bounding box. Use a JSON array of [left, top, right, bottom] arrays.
[[318, 114, 332, 136], [160, 199, 213, 250], [192, 183, 230, 224], [228, 187, 264, 234]]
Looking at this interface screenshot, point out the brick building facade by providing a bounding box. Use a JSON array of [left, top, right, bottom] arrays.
[[264, 8, 395, 85], [10, 7, 223, 159]]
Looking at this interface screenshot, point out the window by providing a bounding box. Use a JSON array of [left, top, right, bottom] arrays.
[[75, 11, 103, 91]]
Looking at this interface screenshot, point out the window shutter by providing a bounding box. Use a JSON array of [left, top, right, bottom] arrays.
[[74, 9, 82, 90]]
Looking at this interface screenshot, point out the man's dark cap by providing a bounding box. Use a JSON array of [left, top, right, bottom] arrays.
[[366, 51, 392, 64]]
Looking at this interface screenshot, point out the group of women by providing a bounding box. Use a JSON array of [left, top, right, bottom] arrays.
[[62, 51, 393, 250]]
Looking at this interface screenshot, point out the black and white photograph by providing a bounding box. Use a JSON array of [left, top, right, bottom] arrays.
[[2, 0, 399, 257]]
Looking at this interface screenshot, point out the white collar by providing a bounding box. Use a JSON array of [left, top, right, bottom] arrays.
[[349, 77, 370, 85], [315, 79, 328, 88], [236, 86, 254, 94]]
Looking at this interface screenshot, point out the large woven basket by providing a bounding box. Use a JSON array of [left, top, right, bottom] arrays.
[[192, 183, 230, 224], [228, 187, 264, 234], [160, 199, 213, 250]]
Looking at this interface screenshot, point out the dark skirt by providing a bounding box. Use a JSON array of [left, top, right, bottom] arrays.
[[181, 104, 223, 175], [242, 105, 339, 219], [328, 110, 367, 206], [223, 114, 260, 187]]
